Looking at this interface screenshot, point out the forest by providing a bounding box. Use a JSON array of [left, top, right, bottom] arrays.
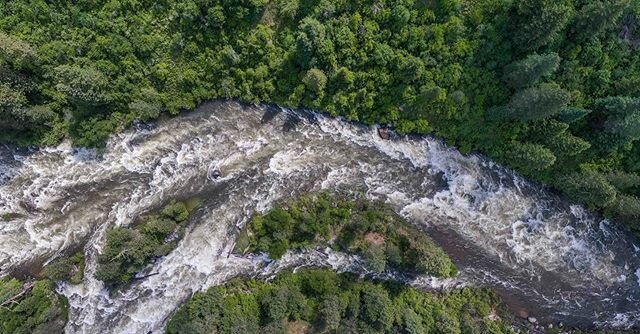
[[165, 268, 513, 334], [0, 0, 639, 228]]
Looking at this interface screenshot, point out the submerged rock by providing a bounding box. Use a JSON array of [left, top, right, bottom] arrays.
[[211, 169, 221, 179]]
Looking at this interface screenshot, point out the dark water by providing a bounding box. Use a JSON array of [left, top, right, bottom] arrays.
[[0, 101, 639, 333]]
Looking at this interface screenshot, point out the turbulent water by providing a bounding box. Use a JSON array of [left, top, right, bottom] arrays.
[[1, 101, 640, 333]]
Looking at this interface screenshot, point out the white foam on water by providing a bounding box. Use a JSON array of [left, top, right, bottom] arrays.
[[0, 101, 637, 332]]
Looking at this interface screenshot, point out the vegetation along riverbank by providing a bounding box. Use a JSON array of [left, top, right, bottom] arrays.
[[1, 0, 640, 230]]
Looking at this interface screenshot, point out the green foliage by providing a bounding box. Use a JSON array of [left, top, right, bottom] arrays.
[[591, 96, 640, 150], [607, 194, 640, 229], [510, 0, 574, 51], [165, 269, 514, 334], [570, 0, 629, 39], [239, 193, 456, 277], [1, 0, 640, 229], [498, 85, 571, 121], [0, 279, 68, 334], [607, 171, 640, 191], [556, 170, 617, 209], [503, 53, 561, 89], [557, 107, 591, 123], [0, 32, 34, 67], [54, 65, 110, 106], [95, 200, 194, 287], [505, 142, 557, 174], [42, 252, 85, 284]]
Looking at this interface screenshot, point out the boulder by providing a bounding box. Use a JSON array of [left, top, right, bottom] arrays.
[[377, 127, 391, 140]]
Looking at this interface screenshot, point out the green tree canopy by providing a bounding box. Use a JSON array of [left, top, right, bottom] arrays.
[[502, 53, 560, 89]]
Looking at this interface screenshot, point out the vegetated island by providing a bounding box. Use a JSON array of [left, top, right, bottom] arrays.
[[95, 199, 201, 287], [235, 192, 456, 277]]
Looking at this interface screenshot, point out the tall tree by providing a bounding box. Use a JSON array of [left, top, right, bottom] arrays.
[[505, 141, 557, 174], [502, 53, 560, 89], [495, 85, 570, 121], [570, 0, 629, 39], [592, 96, 640, 150], [556, 170, 617, 208], [510, 0, 574, 52]]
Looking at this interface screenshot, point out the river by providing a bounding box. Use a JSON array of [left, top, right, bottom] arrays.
[[0, 101, 639, 333]]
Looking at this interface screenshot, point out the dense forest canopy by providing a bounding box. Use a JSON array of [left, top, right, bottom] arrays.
[[165, 269, 513, 334], [1, 0, 640, 228]]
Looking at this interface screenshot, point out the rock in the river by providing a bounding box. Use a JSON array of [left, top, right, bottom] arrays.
[[527, 316, 537, 324], [377, 127, 391, 140], [211, 169, 221, 179], [516, 309, 529, 319]]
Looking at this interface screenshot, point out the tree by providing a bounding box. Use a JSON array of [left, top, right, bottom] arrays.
[[276, 0, 300, 20], [570, 0, 629, 39], [128, 88, 163, 121], [556, 170, 617, 209], [0, 279, 67, 334], [607, 194, 640, 229], [363, 243, 386, 273], [295, 17, 335, 69], [303, 68, 327, 95], [497, 85, 570, 121], [41, 257, 73, 281], [594, 96, 640, 118], [0, 32, 35, 69], [591, 96, 640, 150], [360, 285, 394, 331], [607, 171, 640, 191], [557, 107, 591, 123], [0, 83, 27, 127], [502, 53, 560, 89], [402, 308, 426, 334], [435, 311, 461, 334], [511, 0, 574, 52], [319, 295, 344, 332], [506, 142, 556, 174], [54, 65, 110, 106], [544, 131, 591, 157], [603, 112, 640, 147]]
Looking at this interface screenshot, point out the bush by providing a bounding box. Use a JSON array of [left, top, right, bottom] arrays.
[[42, 252, 84, 284]]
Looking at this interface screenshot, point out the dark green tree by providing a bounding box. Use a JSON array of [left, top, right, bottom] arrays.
[[570, 0, 629, 39], [557, 107, 591, 123], [511, 0, 574, 52], [360, 285, 394, 331], [497, 85, 570, 121], [505, 142, 556, 174], [502, 53, 560, 89], [556, 170, 617, 208], [319, 295, 344, 332]]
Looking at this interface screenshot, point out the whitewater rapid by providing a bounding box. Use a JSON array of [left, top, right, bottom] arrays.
[[0, 101, 639, 332]]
